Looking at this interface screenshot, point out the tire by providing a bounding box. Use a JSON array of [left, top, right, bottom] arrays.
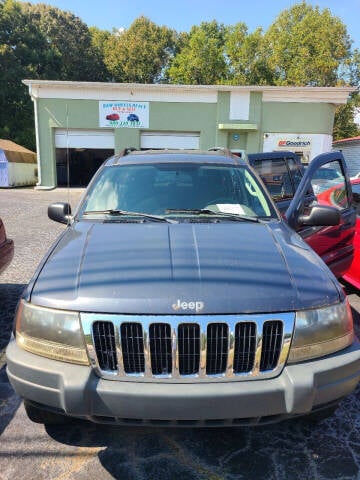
[[24, 401, 72, 425]]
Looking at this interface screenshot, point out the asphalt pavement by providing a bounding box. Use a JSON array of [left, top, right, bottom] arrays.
[[1, 187, 360, 480]]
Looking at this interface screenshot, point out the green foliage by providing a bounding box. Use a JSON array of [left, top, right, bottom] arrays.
[[0, 0, 108, 150], [21, 2, 106, 81], [167, 21, 228, 84], [103, 16, 176, 83], [333, 93, 360, 141], [344, 48, 360, 87], [0, 0, 359, 148], [0, 0, 50, 150], [256, 2, 358, 138], [225, 25, 274, 85], [263, 2, 351, 86], [89, 27, 112, 81]]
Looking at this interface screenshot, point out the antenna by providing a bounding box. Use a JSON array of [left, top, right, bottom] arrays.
[[66, 104, 71, 225]]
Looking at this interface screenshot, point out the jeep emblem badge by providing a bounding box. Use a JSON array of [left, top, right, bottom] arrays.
[[172, 299, 204, 313]]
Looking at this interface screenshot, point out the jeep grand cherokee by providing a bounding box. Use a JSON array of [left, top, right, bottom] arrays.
[[6, 149, 360, 426]]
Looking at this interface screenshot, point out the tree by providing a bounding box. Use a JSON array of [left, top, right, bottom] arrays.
[[167, 21, 228, 84], [21, 2, 105, 81], [225, 24, 273, 85], [333, 93, 360, 141], [264, 2, 352, 86], [0, 0, 53, 149], [0, 0, 107, 149], [344, 48, 360, 88], [89, 27, 112, 81], [333, 48, 360, 140], [103, 16, 176, 83], [1, 1, 358, 147]]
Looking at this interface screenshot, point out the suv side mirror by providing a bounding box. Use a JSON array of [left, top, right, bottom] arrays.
[[48, 202, 72, 224], [298, 205, 340, 227]]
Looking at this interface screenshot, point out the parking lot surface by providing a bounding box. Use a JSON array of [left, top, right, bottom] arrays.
[[1, 187, 360, 480]]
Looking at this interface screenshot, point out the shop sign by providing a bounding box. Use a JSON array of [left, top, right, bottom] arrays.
[[99, 101, 149, 128], [277, 138, 311, 148]]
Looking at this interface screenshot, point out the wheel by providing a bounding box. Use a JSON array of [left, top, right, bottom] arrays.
[[24, 401, 72, 425]]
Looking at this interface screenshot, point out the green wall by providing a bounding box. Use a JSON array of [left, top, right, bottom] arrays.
[[37, 98, 218, 186], [35, 94, 336, 187], [216, 92, 263, 153], [262, 102, 335, 134]]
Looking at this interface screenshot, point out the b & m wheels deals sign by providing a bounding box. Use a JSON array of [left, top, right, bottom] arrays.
[[99, 101, 149, 128]]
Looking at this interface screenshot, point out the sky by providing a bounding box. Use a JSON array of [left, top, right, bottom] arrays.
[[25, 0, 360, 49]]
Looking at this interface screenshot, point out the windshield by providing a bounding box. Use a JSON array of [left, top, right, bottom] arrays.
[[80, 163, 277, 220]]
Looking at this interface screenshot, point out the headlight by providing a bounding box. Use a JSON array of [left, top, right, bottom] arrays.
[[288, 299, 354, 363], [15, 300, 89, 365]]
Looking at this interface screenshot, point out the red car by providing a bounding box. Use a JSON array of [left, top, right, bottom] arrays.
[[0, 217, 14, 274], [317, 178, 360, 288], [343, 215, 360, 289], [249, 151, 356, 279], [106, 113, 120, 121]]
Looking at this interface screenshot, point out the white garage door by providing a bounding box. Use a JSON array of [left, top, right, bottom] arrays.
[[55, 129, 115, 149], [141, 132, 200, 150]]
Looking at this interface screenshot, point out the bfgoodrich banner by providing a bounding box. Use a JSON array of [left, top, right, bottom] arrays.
[[99, 101, 149, 128]]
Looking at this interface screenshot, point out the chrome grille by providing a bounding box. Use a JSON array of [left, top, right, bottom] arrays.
[[206, 323, 228, 375], [260, 320, 283, 371], [178, 323, 200, 375], [149, 323, 172, 375], [92, 321, 117, 371], [83, 313, 294, 382], [120, 323, 145, 374], [233, 322, 256, 373]]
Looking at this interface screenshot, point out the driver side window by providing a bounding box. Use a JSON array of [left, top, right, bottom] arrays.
[[352, 183, 360, 214], [311, 160, 350, 211]]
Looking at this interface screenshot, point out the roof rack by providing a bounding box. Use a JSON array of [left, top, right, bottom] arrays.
[[208, 147, 233, 156], [119, 147, 138, 156]]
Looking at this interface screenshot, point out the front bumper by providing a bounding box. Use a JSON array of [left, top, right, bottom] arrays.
[[6, 339, 360, 426]]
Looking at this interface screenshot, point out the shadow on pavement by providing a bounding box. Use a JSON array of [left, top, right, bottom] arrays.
[[0, 284, 25, 437], [0, 283, 25, 351], [0, 366, 22, 436], [44, 393, 360, 480], [3, 276, 359, 479], [43, 280, 360, 478]]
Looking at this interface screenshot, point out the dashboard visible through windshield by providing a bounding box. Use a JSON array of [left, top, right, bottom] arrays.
[[80, 163, 277, 220]]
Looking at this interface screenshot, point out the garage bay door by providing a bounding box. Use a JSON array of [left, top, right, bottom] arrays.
[[55, 129, 115, 149], [140, 132, 200, 150], [55, 129, 115, 187]]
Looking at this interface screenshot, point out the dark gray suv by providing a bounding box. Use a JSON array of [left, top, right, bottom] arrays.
[[6, 149, 360, 426]]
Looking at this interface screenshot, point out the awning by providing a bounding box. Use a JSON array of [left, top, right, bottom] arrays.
[[218, 124, 258, 131]]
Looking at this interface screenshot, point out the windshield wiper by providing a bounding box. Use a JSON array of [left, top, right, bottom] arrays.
[[165, 208, 261, 222], [83, 209, 177, 224]]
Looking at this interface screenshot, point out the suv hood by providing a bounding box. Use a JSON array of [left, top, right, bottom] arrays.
[[29, 221, 340, 314]]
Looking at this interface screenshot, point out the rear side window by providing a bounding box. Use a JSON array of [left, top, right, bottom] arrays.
[[287, 158, 303, 192], [252, 158, 302, 201]]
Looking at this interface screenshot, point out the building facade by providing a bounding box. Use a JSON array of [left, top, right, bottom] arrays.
[[332, 136, 360, 177], [23, 80, 355, 188]]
